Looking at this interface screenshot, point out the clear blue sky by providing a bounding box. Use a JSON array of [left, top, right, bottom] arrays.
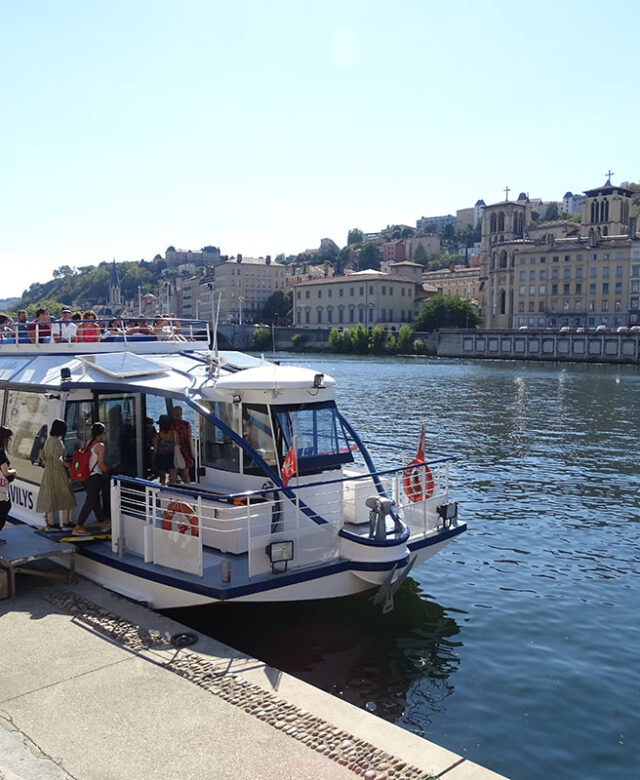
[[2, 0, 639, 297]]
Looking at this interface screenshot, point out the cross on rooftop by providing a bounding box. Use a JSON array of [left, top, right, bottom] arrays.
[[605, 169, 614, 184], [504, 186, 510, 201]]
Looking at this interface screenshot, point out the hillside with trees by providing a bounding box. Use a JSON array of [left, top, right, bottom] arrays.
[[8, 259, 168, 313]]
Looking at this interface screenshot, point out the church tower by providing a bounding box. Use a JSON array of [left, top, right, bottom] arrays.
[[580, 173, 634, 240], [108, 260, 121, 307], [480, 190, 531, 328]]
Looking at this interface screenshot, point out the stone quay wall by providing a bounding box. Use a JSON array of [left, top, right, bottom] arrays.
[[438, 329, 640, 364]]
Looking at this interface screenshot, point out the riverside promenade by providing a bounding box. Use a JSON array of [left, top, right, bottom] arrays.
[[0, 574, 505, 780]]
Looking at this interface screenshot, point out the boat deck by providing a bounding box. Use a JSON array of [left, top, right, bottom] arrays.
[[33, 527, 349, 602]]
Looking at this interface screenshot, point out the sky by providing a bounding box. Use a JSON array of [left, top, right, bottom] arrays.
[[1, 0, 639, 298]]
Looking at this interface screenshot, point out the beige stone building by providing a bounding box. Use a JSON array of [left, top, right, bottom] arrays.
[[456, 207, 475, 227], [480, 179, 640, 329], [405, 235, 441, 260], [422, 266, 481, 302], [385, 261, 423, 284], [292, 271, 419, 329], [200, 256, 287, 324]]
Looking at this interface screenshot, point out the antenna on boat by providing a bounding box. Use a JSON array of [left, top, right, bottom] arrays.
[[211, 291, 222, 359]]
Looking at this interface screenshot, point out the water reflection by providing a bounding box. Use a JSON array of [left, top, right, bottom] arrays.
[[166, 577, 463, 731]]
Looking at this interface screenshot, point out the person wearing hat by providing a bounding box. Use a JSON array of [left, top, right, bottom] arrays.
[[52, 307, 77, 343], [153, 414, 176, 485]]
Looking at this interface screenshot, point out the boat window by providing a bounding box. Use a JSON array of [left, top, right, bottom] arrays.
[[273, 401, 354, 475], [242, 404, 278, 474], [200, 401, 240, 473], [97, 395, 140, 477], [4, 390, 52, 485], [64, 394, 142, 478], [64, 401, 94, 459]]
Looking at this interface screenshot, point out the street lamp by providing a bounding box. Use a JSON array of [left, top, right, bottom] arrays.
[[238, 296, 245, 326]]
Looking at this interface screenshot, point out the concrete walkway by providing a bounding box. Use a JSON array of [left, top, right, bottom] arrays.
[[0, 574, 506, 780]]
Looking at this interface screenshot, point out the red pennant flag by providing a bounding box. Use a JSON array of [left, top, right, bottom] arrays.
[[415, 422, 426, 462], [281, 444, 297, 487]]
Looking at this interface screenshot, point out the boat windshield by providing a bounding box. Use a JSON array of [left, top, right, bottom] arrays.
[[273, 401, 354, 474]]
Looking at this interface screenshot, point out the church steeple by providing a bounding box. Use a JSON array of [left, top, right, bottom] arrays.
[[581, 176, 634, 238], [108, 260, 121, 307]]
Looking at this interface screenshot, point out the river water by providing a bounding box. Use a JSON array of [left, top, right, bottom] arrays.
[[169, 355, 640, 779]]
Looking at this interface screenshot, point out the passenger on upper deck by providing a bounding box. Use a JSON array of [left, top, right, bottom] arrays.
[[15, 310, 30, 344], [101, 319, 125, 340], [27, 308, 52, 343], [168, 316, 187, 342], [152, 318, 172, 339], [76, 310, 102, 342], [0, 314, 13, 340], [126, 319, 155, 338], [52, 308, 78, 343]]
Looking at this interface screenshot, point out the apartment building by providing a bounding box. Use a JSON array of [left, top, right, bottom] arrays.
[[381, 240, 406, 264], [200, 256, 287, 324], [422, 266, 481, 302], [481, 178, 640, 329], [292, 271, 419, 329]]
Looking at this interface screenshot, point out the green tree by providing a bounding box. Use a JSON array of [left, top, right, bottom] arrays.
[[413, 243, 429, 267], [413, 294, 481, 331], [290, 333, 307, 351], [368, 325, 386, 354], [543, 202, 560, 221], [385, 332, 397, 354], [328, 328, 344, 352], [347, 228, 364, 245], [259, 290, 292, 324], [443, 223, 455, 241], [359, 243, 381, 271], [252, 327, 271, 350], [397, 324, 413, 353], [25, 300, 66, 317], [351, 323, 369, 353]]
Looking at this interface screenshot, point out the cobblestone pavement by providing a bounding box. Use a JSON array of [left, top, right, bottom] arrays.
[[44, 588, 442, 780]]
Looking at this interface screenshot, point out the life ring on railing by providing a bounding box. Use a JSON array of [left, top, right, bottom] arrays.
[[162, 500, 199, 537], [402, 459, 434, 503]]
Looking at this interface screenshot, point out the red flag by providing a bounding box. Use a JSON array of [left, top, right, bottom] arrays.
[[415, 422, 426, 462], [281, 445, 297, 487]]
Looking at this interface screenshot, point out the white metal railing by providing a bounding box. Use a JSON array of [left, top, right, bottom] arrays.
[[110, 451, 454, 580], [111, 477, 343, 580], [0, 317, 210, 347]]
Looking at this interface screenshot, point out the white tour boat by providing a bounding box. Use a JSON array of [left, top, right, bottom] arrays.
[[0, 320, 465, 610]]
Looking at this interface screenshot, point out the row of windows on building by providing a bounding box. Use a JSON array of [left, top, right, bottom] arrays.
[[519, 282, 632, 296], [494, 250, 630, 270], [518, 265, 636, 282], [518, 251, 628, 264], [296, 285, 411, 300], [517, 299, 627, 313], [295, 308, 413, 325]]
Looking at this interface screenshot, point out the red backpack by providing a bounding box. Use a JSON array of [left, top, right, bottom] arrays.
[[70, 446, 92, 481]]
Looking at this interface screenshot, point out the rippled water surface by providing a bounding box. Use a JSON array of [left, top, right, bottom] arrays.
[[169, 356, 640, 779]]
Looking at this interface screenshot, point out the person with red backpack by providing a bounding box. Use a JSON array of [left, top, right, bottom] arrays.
[[71, 422, 110, 536]]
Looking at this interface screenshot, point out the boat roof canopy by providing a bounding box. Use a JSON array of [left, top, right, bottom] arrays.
[[0, 351, 337, 404]]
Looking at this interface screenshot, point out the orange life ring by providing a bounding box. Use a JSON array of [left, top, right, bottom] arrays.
[[402, 458, 434, 503], [161, 500, 199, 537]]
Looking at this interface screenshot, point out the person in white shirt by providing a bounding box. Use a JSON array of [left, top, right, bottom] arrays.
[[52, 308, 78, 343]]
